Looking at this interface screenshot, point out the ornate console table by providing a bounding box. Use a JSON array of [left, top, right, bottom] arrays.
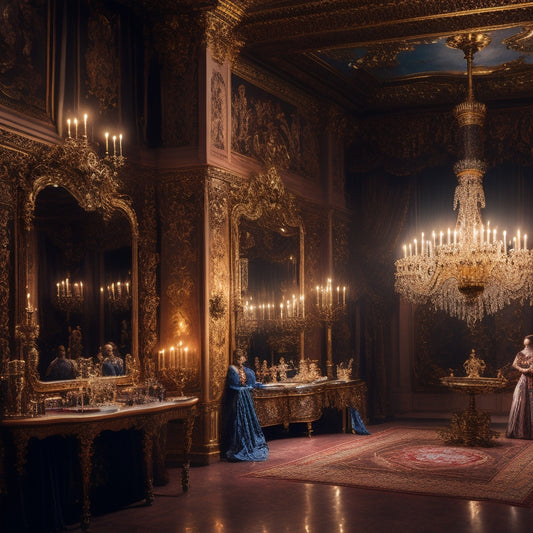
[[0, 397, 198, 531], [253, 379, 367, 437]]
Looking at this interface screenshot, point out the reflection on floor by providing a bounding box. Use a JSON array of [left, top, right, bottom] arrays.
[[74, 418, 533, 533]]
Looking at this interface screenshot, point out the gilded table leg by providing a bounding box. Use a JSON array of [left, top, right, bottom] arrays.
[[181, 406, 196, 492], [142, 426, 156, 505], [306, 422, 313, 438], [78, 430, 96, 532]]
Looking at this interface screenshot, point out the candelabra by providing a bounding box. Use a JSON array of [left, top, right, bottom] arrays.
[[105, 281, 131, 311], [313, 279, 348, 379], [55, 277, 84, 314]]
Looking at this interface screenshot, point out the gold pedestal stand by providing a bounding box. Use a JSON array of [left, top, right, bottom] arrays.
[[439, 376, 507, 446]]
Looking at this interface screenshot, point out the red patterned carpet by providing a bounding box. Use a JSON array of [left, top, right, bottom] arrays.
[[246, 427, 533, 506]]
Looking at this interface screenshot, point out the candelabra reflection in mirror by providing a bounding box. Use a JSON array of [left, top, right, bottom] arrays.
[[156, 342, 195, 396], [313, 279, 348, 379], [55, 277, 84, 314], [104, 280, 131, 311]]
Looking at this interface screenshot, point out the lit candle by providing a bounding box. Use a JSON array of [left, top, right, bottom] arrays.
[[119, 133, 123, 156], [493, 229, 496, 245], [403, 244, 407, 258], [316, 286, 319, 305], [454, 230, 457, 246], [80, 282, 83, 297], [432, 231, 436, 248], [280, 303, 284, 319], [170, 346, 175, 369], [105, 132, 109, 154], [300, 295, 305, 318], [337, 286, 340, 305], [26, 292, 31, 310], [504, 231, 507, 254], [517, 230, 521, 251], [83, 113, 87, 136], [74, 118, 78, 138], [439, 231, 443, 247], [525, 234, 528, 251], [162, 349, 165, 370], [447, 228, 451, 245], [414, 239, 418, 256], [409, 243, 412, 256], [126, 282, 129, 295], [184, 347, 189, 366], [112, 135, 117, 156], [67, 118, 71, 137], [421, 233, 424, 255], [343, 286, 346, 306]]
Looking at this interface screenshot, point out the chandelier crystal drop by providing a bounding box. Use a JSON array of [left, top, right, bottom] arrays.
[[394, 33, 533, 327]]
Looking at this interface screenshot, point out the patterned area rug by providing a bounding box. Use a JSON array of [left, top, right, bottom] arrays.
[[247, 427, 533, 506]]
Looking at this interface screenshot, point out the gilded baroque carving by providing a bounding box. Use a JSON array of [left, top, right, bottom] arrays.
[[160, 171, 204, 343], [231, 76, 320, 178], [21, 138, 136, 232], [207, 176, 230, 399], [138, 182, 160, 375], [210, 70, 226, 151]]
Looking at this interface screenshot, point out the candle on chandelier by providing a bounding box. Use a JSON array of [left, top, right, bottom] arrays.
[[112, 135, 117, 156], [517, 230, 521, 251], [105, 132, 109, 154], [119, 133, 123, 157], [343, 286, 346, 306], [448, 228, 451, 245], [414, 239, 418, 256], [83, 114, 88, 137]]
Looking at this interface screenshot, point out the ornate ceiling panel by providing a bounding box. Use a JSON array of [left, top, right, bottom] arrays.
[[235, 0, 533, 113]]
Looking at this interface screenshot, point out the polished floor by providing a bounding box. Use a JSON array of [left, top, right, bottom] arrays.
[[67, 417, 533, 533]]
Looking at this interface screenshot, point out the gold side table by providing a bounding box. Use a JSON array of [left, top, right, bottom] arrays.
[[439, 376, 507, 447]]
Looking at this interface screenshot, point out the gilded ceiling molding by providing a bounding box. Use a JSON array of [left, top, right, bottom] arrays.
[[233, 58, 319, 112], [201, 0, 251, 64], [241, 1, 533, 48]]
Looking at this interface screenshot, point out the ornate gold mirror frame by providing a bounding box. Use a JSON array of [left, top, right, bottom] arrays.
[[17, 137, 139, 395], [230, 166, 304, 355]]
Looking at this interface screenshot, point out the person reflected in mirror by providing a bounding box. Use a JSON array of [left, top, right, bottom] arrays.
[[101, 342, 124, 376], [506, 334, 533, 439], [44, 345, 77, 381], [68, 325, 83, 360], [222, 348, 268, 462]]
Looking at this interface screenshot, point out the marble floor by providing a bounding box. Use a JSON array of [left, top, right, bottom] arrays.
[[68, 417, 533, 533]]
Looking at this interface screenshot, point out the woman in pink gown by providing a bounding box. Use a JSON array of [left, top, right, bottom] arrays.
[[506, 335, 533, 439]]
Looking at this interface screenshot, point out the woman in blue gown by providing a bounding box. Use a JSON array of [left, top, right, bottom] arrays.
[[223, 349, 269, 461]]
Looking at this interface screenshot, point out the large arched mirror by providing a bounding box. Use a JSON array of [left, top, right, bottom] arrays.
[[19, 140, 138, 392], [231, 167, 304, 362], [31, 186, 134, 380]]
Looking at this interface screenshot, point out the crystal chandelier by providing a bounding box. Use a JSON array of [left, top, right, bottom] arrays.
[[394, 33, 533, 327]]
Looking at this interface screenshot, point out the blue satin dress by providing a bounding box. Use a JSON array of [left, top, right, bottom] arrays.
[[224, 365, 269, 462]]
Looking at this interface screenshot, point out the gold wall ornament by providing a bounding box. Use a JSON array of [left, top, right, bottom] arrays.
[[394, 33, 533, 326], [23, 136, 132, 232]]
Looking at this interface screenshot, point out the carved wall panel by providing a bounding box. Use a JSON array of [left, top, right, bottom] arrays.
[[151, 14, 201, 147], [210, 70, 227, 152], [207, 173, 231, 400], [159, 171, 204, 390], [0, 0, 48, 118], [138, 181, 160, 376], [231, 75, 320, 180]]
